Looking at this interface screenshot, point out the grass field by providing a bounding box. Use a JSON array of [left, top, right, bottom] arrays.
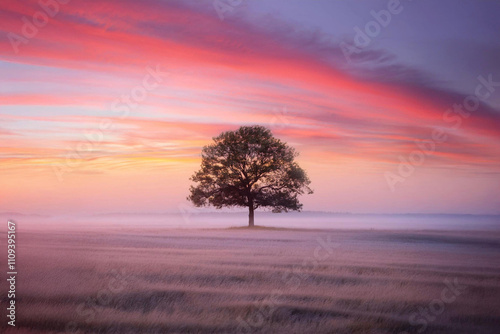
[[1, 226, 500, 333]]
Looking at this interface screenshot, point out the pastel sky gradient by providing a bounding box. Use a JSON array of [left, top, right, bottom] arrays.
[[1, 0, 499, 215]]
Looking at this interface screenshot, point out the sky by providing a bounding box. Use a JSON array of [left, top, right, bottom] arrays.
[[1, 0, 499, 216]]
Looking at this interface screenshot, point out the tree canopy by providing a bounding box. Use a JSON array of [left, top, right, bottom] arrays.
[[188, 125, 312, 227]]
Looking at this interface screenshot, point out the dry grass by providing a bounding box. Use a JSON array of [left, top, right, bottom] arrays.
[[1, 227, 499, 333]]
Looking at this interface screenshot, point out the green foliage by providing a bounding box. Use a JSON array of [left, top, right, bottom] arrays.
[[188, 125, 312, 214]]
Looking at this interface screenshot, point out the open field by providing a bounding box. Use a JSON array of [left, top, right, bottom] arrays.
[[1, 226, 500, 333]]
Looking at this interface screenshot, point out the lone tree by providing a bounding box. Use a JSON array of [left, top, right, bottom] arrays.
[[188, 125, 312, 227]]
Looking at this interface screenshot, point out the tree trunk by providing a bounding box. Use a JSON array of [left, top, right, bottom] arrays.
[[248, 204, 255, 227]]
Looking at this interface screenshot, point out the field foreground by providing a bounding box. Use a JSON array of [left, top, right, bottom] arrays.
[[1, 226, 500, 333]]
